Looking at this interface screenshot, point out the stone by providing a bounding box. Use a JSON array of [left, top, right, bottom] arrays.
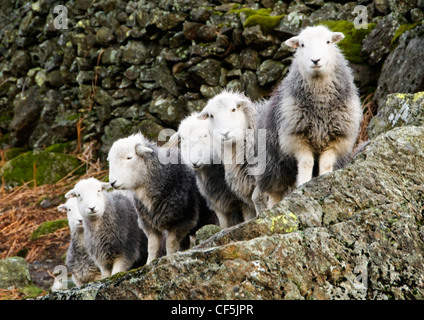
[[42, 126, 424, 300], [373, 24, 424, 109], [362, 13, 406, 66], [242, 25, 273, 49], [368, 92, 424, 139], [195, 224, 223, 245], [256, 60, 286, 86], [188, 59, 222, 86], [239, 49, 261, 70], [148, 95, 184, 126], [9, 85, 44, 147], [95, 26, 115, 45], [0, 257, 32, 289], [121, 41, 149, 65], [46, 70, 64, 88], [240, 71, 264, 101]]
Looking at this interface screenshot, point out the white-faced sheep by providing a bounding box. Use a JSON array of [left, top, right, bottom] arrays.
[[65, 178, 148, 278], [58, 198, 102, 287], [169, 112, 244, 228], [197, 90, 267, 220], [256, 25, 363, 208], [107, 133, 216, 264]]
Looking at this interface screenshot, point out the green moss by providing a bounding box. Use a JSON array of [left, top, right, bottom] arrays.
[[231, 7, 284, 34], [30, 219, 68, 241], [391, 22, 423, 48], [22, 285, 45, 298], [0, 151, 85, 188], [319, 21, 376, 64], [44, 142, 74, 154], [244, 14, 284, 33], [4, 147, 27, 161]]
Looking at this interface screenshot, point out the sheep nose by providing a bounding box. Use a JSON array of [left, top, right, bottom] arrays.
[[110, 180, 116, 188], [88, 206, 96, 212], [221, 130, 230, 139], [311, 59, 321, 65], [192, 160, 202, 168]]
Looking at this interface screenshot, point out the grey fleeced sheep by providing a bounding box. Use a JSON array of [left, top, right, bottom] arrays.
[[107, 133, 216, 264], [256, 25, 363, 207], [170, 112, 244, 228], [198, 90, 267, 220], [65, 178, 148, 278], [58, 198, 102, 287]]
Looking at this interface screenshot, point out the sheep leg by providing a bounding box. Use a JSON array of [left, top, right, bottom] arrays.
[[319, 149, 337, 176], [252, 185, 267, 214], [295, 150, 314, 187], [241, 203, 256, 222], [165, 230, 182, 256], [215, 211, 231, 229], [98, 264, 111, 279], [111, 257, 132, 275], [145, 230, 162, 264], [267, 193, 283, 209]]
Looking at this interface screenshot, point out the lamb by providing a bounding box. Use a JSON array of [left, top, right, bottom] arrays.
[[107, 133, 215, 264], [169, 112, 244, 228], [256, 25, 363, 207], [65, 178, 148, 278], [58, 198, 102, 287], [197, 90, 267, 220]]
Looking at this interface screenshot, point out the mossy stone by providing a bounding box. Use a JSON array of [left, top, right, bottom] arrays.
[[0, 257, 32, 289], [391, 22, 423, 47], [231, 8, 284, 34], [195, 224, 223, 244], [0, 151, 85, 188], [30, 219, 69, 241], [320, 21, 376, 64]]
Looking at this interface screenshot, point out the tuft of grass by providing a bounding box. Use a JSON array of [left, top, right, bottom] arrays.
[[30, 219, 69, 241]]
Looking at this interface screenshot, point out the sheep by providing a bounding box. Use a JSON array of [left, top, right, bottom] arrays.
[[65, 178, 148, 278], [256, 25, 363, 208], [58, 198, 102, 287], [107, 133, 215, 264], [197, 90, 267, 220], [169, 112, 244, 228]]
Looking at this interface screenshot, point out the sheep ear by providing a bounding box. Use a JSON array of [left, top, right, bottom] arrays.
[[237, 96, 252, 109], [101, 182, 112, 191], [331, 32, 345, 44], [285, 36, 300, 49], [197, 112, 209, 120], [135, 143, 153, 156], [57, 204, 67, 212], [65, 190, 76, 199]]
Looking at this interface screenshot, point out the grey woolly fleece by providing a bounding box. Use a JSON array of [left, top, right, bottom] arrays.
[[256, 47, 362, 196], [83, 191, 148, 271]]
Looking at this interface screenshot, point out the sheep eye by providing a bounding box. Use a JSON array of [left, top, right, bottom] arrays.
[[126, 156, 132, 160], [231, 108, 236, 112], [301, 43, 305, 47], [210, 114, 214, 119], [327, 40, 330, 44]]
